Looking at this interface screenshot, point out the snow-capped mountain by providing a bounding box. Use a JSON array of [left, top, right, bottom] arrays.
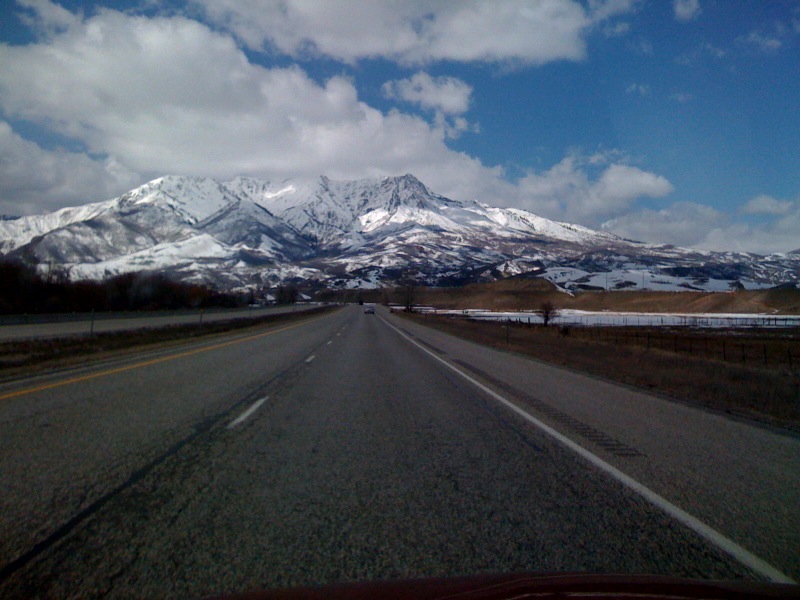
[[1, 174, 798, 292]]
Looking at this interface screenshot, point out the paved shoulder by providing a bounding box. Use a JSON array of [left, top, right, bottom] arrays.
[[385, 309, 799, 583]]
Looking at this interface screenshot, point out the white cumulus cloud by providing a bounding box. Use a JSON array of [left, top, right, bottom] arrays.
[[16, 0, 80, 34], [740, 194, 794, 216], [602, 202, 724, 246], [603, 198, 800, 254], [740, 30, 783, 53], [0, 4, 497, 193], [625, 82, 650, 96], [511, 156, 674, 225], [382, 72, 472, 115], [673, 0, 701, 22], [0, 121, 139, 216], [190, 0, 634, 66]]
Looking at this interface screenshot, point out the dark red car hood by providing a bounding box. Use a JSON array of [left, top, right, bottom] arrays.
[[212, 572, 799, 600]]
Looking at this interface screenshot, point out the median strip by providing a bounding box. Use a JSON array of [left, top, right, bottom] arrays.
[[0, 313, 331, 403]]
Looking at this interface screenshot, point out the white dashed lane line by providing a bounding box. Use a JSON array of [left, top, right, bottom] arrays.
[[227, 397, 269, 429]]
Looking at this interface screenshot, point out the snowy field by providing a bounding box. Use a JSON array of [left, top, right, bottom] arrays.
[[410, 307, 800, 329], [540, 267, 774, 293]]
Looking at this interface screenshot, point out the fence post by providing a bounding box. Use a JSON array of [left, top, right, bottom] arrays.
[[763, 345, 768, 366], [789, 349, 793, 370], [723, 340, 727, 362]]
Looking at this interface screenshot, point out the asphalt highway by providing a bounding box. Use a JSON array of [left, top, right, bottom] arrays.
[[0, 305, 796, 598]]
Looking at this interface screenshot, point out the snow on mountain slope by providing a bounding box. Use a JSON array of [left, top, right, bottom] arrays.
[[481, 206, 621, 244], [120, 176, 236, 225], [69, 233, 232, 280], [0, 199, 116, 253], [257, 174, 492, 243], [197, 194, 313, 258], [1, 173, 798, 291]]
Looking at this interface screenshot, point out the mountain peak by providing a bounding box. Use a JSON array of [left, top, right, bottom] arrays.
[[381, 173, 430, 194], [2, 172, 798, 291]]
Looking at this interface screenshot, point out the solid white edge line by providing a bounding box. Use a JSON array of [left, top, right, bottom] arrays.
[[381, 316, 795, 584], [227, 396, 268, 429]]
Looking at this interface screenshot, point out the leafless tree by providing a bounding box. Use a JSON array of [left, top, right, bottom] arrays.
[[403, 284, 415, 312], [538, 301, 558, 326]]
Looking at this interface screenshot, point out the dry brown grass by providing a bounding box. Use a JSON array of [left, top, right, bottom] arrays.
[[366, 279, 800, 314], [402, 312, 800, 430]]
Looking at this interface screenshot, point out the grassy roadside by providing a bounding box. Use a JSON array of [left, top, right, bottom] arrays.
[[0, 305, 337, 381], [398, 311, 800, 431]]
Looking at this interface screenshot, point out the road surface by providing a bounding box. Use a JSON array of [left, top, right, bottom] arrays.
[[0, 304, 320, 341], [0, 305, 796, 598]]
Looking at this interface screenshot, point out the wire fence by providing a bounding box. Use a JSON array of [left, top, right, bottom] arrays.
[[429, 313, 800, 371], [567, 325, 798, 370], [404, 306, 800, 370], [422, 309, 800, 329]]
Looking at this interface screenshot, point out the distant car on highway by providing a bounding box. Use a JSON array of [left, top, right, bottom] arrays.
[[364, 305, 375, 314]]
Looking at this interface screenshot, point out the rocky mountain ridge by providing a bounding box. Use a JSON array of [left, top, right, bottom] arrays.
[[1, 174, 797, 292]]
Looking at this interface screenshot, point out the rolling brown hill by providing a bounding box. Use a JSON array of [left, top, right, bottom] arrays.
[[368, 278, 800, 314]]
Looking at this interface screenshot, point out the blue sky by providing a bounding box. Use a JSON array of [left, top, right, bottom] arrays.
[[0, 0, 798, 253]]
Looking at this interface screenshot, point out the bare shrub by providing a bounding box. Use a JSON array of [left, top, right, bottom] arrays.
[[537, 301, 558, 326]]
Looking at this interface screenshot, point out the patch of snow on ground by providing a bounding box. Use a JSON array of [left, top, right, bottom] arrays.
[[415, 307, 800, 328], [540, 267, 775, 293]]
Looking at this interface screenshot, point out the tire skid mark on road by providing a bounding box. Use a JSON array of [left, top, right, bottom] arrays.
[[0, 410, 220, 585], [452, 359, 645, 459], [415, 338, 447, 355], [2, 367, 295, 585], [382, 316, 796, 585]]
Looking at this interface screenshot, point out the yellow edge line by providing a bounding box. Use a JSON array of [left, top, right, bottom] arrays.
[[0, 312, 330, 402]]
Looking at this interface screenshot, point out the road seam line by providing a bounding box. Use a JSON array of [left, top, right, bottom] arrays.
[[0, 313, 331, 402], [227, 397, 269, 429], [382, 317, 795, 584]]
